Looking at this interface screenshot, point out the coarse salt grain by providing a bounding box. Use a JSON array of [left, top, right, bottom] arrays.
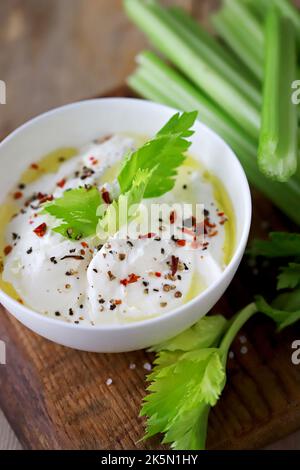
[[106, 378, 113, 386], [240, 346, 248, 355], [143, 362, 152, 371], [129, 363, 136, 370], [228, 351, 234, 359]]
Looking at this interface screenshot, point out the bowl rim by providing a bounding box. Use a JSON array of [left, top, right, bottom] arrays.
[[0, 97, 252, 332]]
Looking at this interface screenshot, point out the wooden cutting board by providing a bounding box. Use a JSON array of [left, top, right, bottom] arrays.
[[1, 85, 300, 450]]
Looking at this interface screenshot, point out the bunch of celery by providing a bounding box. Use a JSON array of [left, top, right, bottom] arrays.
[[124, 0, 300, 223]]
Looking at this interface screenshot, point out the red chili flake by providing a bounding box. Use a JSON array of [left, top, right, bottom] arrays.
[[155, 272, 161, 278], [81, 241, 89, 248], [138, 232, 156, 239], [120, 273, 140, 286], [33, 222, 47, 237], [30, 163, 39, 170], [92, 159, 98, 165], [13, 191, 23, 200], [176, 239, 186, 247], [219, 219, 228, 225], [4, 245, 12, 256], [101, 190, 111, 204], [80, 249, 86, 256], [38, 194, 53, 204], [183, 216, 196, 228], [57, 178, 66, 188], [114, 299, 122, 305], [170, 256, 179, 276], [169, 210, 176, 224], [218, 212, 225, 217]]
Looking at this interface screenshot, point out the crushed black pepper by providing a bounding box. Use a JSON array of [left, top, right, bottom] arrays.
[[107, 270, 116, 281]]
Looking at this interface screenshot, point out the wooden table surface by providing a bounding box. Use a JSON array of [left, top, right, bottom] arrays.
[[1, 0, 300, 450]]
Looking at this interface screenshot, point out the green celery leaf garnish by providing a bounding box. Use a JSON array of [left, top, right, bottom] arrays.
[[250, 232, 300, 258], [277, 263, 300, 290], [44, 111, 196, 240], [141, 348, 225, 450], [117, 111, 198, 198], [43, 187, 102, 240], [96, 168, 152, 240], [141, 303, 257, 450]]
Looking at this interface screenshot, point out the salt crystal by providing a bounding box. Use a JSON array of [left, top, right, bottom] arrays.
[[143, 362, 152, 371], [261, 221, 269, 230], [239, 335, 247, 344], [129, 363, 136, 370], [229, 351, 234, 359], [106, 378, 113, 386], [240, 346, 248, 355]]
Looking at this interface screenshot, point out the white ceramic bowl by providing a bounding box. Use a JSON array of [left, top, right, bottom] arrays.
[[0, 98, 251, 352]]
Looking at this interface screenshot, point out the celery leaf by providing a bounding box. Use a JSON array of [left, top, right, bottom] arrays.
[[43, 187, 102, 240]]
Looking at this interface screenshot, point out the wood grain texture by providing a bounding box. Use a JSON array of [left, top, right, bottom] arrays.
[[0, 0, 192, 140], [1, 0, 300, 451]]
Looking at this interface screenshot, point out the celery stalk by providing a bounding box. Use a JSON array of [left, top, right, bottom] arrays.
[[135, 51, 256, 156], [156, 4, 261, 108], [235, 0, 300, 47], [258, 7, 298, 181], [124, 0, 261, 139], [273, 0, 300, 47], [212, 0, 300, 82], [168, 6, 257, 85], [127, 53, 300, 225]]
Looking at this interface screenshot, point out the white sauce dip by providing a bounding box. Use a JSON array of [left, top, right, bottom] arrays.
[[1, 134, 233, 325]]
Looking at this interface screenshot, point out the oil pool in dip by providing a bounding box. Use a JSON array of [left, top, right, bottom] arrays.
[[0, 134, 235, 325]]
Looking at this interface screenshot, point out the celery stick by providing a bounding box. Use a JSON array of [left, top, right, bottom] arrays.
[[155, 4, 260, 108], [128, 54, 300, 225], [274, 0, 300, 41], [127, 73, 176, 108], [168, 6, 257, 85], [124, 0, 261, 139], [258, 7, 298, 181], [243, 0, 300, 46], [136, 51, 255, 156]]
